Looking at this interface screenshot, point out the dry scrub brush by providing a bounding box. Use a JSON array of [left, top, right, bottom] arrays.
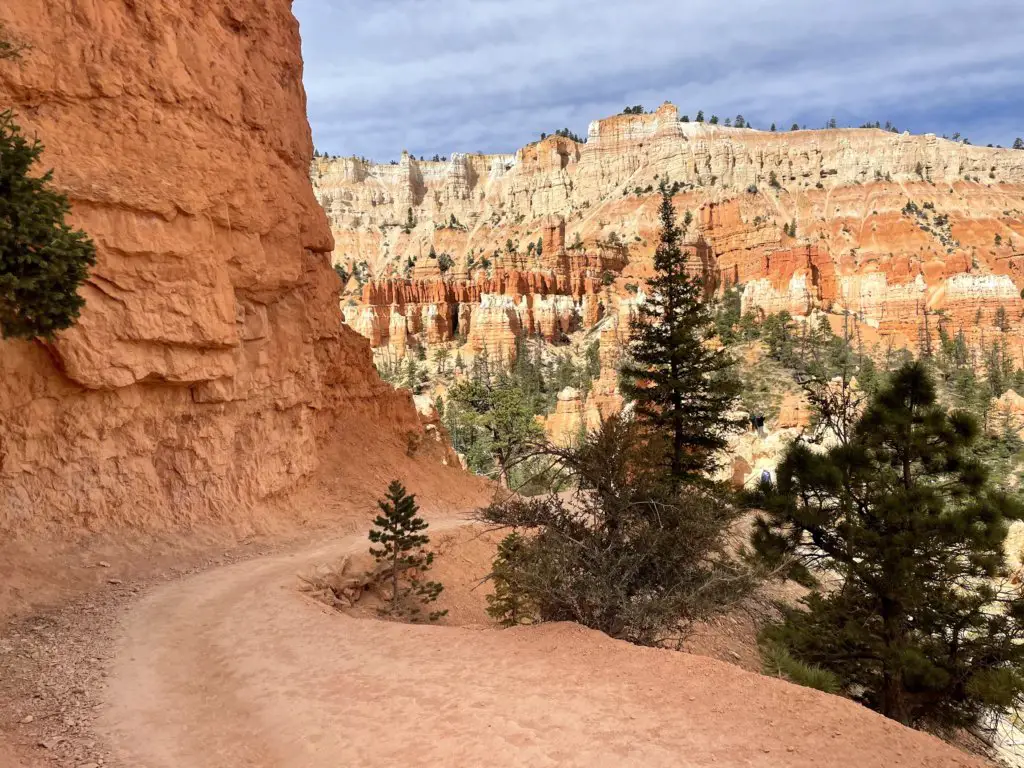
[[478, 415, 759, 647]]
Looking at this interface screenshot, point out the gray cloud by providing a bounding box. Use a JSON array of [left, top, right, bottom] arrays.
[[295, 0, 1024, 159]]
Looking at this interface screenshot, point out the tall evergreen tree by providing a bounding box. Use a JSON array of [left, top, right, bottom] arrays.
[[749, 363, 1024, 731], [620, 180, 739, 482], [0, 109, 96, 339]]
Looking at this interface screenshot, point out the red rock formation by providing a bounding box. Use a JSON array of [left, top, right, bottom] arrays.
[[316, 103, 1024, 367], [0, 0, 430, 535]]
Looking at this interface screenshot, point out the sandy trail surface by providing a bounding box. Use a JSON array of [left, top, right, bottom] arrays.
[[98, 515, 982, 768]]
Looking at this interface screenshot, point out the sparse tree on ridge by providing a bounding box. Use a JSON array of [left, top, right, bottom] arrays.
[[696, 110, 705, 123], [478, 414, 754, 645]]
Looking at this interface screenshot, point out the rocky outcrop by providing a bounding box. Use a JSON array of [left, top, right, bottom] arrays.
[[0, 0, 432, 536], [315, 102, 1024, 368]]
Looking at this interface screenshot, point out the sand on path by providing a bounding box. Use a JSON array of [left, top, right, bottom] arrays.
[[99, 515, 983, 768]]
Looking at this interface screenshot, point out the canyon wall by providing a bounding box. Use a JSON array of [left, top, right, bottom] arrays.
[[316, 102, 1024, 369], [0, 1, 432, 537]]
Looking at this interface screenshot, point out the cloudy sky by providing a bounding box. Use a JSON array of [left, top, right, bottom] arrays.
[[294, 0, 1024, 161]]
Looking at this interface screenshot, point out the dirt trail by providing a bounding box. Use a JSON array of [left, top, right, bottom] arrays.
[[97, 515, 982, 768]]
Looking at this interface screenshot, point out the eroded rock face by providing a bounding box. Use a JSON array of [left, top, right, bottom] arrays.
[[0, 1, 425, 535], [315, 102, 1024, 367]]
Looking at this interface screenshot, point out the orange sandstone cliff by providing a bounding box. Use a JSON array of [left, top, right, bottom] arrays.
[[316, 103, 1024, 367], [0, 1, 449, 541]]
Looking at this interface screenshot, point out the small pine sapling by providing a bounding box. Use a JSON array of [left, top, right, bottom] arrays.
[[486, 532, 534, 627], [368, 481, 447, 621]]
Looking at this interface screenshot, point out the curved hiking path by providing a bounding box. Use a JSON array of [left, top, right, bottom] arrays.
[[99, 516, 982, 768]]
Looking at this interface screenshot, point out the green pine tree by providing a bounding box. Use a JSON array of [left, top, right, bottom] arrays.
[[449, 375, 544, 485], [749, 362, 1024, 731], [486, 532, 534, 626], [433, 346, 451, 376], [368, 481, 446, 621], [0, 109, 96, 339], [404, 357, 424, 393], [620, 180, 739, 482]]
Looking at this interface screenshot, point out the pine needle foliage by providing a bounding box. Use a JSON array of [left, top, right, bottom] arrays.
[[486, 532, 535, 627], [0, 109, 96, 339], [368, 480, 446, 622], [748, 362, 1024, 732], [619, 179, 739, 482]]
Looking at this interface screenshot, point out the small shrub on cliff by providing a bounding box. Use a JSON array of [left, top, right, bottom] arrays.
[[0, 23, 27, 61], [0, 109, 96, 339], [368, 481, 446, 622]]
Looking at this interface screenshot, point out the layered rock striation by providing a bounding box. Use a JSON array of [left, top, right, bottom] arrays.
[[316, 102, 1024, 365], [0, 0, 431, 536]]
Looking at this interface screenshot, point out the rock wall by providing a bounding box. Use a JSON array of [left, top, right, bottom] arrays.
[[0, 0, 429, 537], [315, 102, 1024, 363]]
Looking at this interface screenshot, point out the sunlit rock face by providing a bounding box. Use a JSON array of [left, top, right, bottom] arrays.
[[0, 0, 428, 534], [316, 101, 1024, 372]]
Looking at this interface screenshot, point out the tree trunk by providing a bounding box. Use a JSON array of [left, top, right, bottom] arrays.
[[881, 667, 910, 725], [390, 545, 400, 614], [880, 597, 911, 724]]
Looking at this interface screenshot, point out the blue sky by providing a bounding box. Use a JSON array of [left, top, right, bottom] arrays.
[[294, 0, 1024, 161]]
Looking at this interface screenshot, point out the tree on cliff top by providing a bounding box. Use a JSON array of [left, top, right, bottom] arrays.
[[619, 180, 739, 483], [1014, 138, 1023, 150], [748, 362, 1024, 732], [0, 107, 96, 340]]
